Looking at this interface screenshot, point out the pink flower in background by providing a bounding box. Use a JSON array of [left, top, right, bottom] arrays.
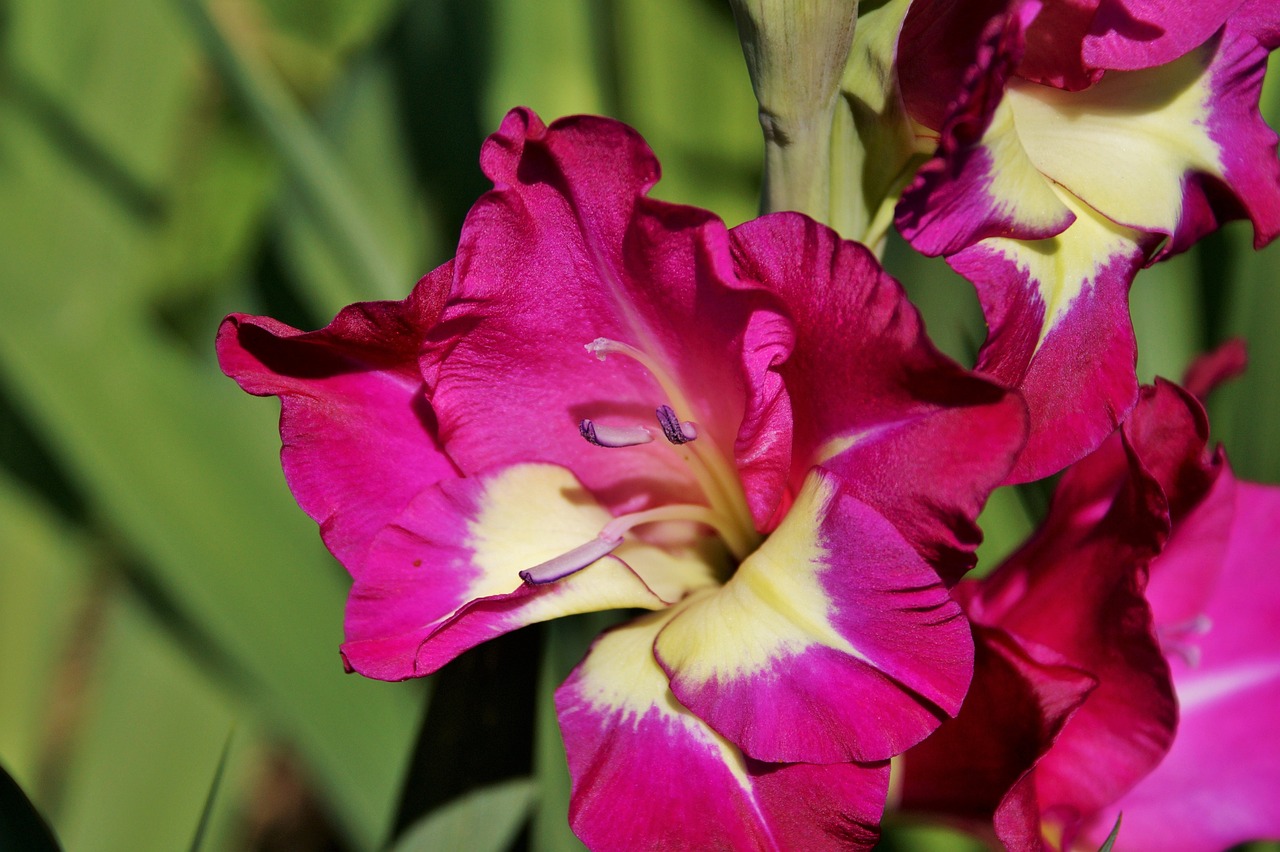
[[219, 109, 1028, 848], [893, 0, 1280, 483], [1083, 348, 1280, 851], [896, 361, 1280, 850]]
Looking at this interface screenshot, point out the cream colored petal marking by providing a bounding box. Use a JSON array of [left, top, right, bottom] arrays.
[[981, 97, 1075, 233], [572, 603, 756, 796], [655, 472, 872, 686], [1007, 47, 1221, 235], [465, 463, 715, 616], [982, 186, 1143, 348]]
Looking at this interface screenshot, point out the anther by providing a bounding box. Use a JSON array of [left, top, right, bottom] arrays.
[[655, 405, 698, 444], [579, 419, 654, 448], [1158, 614, 1213, 668], [521, 535, 622, 584]]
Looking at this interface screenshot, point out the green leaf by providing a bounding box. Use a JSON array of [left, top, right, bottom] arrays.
[[1210, 224, 1280, 485], [150, 121, 280, 303], [0, 475, 91, 789], [278, 56, 435, 309], [972, 484, 1035, 577], [881, 232, 987, 367], [0, 761, 61, 852], [175, 0, 405, 310], [484, 0, 609, 123], [1096, 813, 1122, 852], [5, 0, 193, 192], [52, 595, 236, 852], [1130, 248, 1202, 386], [261, 0, 407, 59], [390, 779, 536, 852], [0, 77, 422, 850], [877, 819, 990, 852], [610, 0, 762, 226]]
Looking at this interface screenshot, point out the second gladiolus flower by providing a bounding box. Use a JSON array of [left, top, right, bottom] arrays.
[[894, 0, 1280, 482], [895, 361, 1280, 851]]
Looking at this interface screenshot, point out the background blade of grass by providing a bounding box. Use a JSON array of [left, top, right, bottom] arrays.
[[391, 779, 536, 852], [0, 0, 428, 844], [176, 0, 405, 309]]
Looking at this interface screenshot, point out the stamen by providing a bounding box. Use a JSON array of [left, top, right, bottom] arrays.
[[655, 405, 698, 445], [584, 335, 763, 556], [579, 419, 654, 448], [1158, 614, 1213, 668], [521, 535, 621, 585]]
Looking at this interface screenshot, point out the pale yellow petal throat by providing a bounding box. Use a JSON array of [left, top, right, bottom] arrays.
[[464, 463, 716, 617]]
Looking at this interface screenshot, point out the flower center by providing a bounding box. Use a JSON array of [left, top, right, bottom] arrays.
[[520, 337, 761, 585]]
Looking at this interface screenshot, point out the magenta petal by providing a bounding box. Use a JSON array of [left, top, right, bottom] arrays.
[[1181, 338, 1248, 400], [897, 0, 1020, 132], [953, 235, 1143, 483], [341, 462, 710, 680], [1019, 0, 1105, 89], [973, 423, 1178, 838], [215, 266, 456, 575], [1131, 17, 1280, 260], [896, 1, 1076, 256], [730, 213, 1028, 583], [899, 624, 1095, 848], [556, 610, 888, 851], [655, 472, 973, 764], [897, 145, 1075, 258], [423, 108, 795, 527], [1187, 15, 1280, 254], [1087, 482, 1280, 851], [1083, 0, 1244, 72]]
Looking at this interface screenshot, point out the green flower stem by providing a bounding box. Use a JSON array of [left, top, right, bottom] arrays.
[[732, 0, 925, 255], [730, 0, 858, 223]]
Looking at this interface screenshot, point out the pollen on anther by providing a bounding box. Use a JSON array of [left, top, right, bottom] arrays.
[[655, 404, 698, 445]]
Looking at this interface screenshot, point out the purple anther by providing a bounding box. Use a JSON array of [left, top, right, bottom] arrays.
[[579, 419, 654, 448], [655, 405, 698, 444], [520, 535, 622, 584]]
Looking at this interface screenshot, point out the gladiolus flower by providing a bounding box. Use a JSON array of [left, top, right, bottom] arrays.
[[218, 108, 1029, 848], [892, 0, 1280, 483], [895, 361, 1280, 850]]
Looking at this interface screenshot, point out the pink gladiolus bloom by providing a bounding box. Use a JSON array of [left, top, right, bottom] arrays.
[[892, 0, 1280, 483], [219, 108, 1029, 849], [896, 370, 1280, 851]]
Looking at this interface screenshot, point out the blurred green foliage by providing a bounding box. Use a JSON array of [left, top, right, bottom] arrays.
[[0, 1, 1276, 850]]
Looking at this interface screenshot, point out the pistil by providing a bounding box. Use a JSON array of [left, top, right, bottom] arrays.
[[520, 503, 750, 585], [521, 536, 622, 584]]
